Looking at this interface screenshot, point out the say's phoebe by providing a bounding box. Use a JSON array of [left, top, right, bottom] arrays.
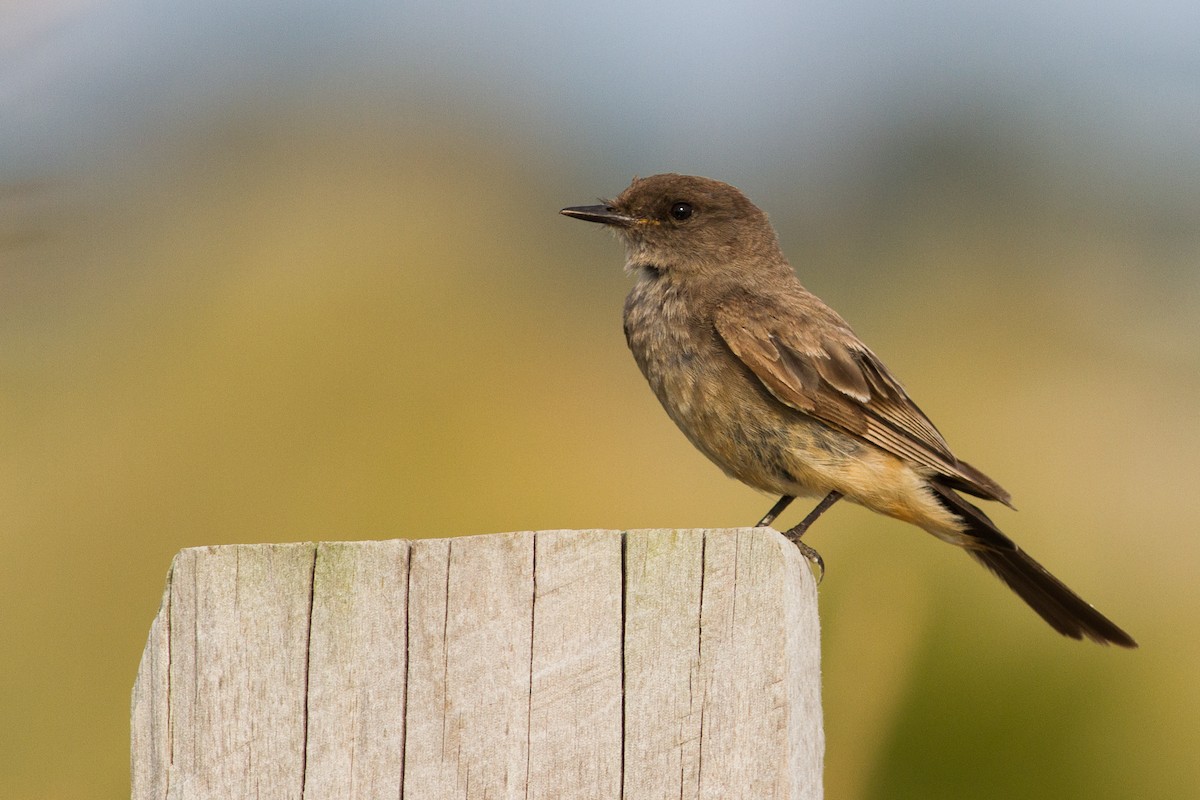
[[561, 173, 1135, 647]]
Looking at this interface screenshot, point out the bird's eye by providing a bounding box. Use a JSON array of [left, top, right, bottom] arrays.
[[669, 202, 693, 221]]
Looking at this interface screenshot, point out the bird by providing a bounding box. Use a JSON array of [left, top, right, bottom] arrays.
[[561, 173, 1135, 648]]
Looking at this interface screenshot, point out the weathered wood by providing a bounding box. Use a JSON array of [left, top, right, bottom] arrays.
[[623, 528, 706, 797], [304, 540, 410, 797], [403, 531, 535, 798], [131, 529, 823, 799], [624, 529, 823, 799], [131, 582, 170, 799], [526, 529, 623, 798]]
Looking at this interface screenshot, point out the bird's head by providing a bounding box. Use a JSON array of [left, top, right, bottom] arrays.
[[561, 173, 786, 281]]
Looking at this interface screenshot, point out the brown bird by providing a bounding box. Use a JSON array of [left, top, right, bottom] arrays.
[[561, 173, 1135, 647]]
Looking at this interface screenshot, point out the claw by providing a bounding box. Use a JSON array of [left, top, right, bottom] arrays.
[[786, 535, 825, 584], [780, 490, 839, 585]]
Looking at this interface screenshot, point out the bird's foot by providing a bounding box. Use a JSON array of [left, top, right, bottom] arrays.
[[784, 533, 825, 584], [779, 490, 841, 584]]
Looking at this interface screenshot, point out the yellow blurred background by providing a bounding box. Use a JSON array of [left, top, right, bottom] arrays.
[[3, 2, 1198, 798]]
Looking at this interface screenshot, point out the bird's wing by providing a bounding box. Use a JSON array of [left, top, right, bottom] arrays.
[[713, 293, 1011, 504]]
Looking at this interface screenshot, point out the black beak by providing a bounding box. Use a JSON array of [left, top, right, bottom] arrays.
[[560, 204, 638, 227]]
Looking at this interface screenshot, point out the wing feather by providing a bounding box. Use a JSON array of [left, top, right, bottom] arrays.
[[714, 293, 1011, 505]]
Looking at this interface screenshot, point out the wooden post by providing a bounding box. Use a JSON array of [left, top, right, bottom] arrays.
[[131, 528, 823, 799]]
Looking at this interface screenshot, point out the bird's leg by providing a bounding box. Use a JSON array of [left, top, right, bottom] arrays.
[[786, 490, 842, 539], [756, 495, 795, 528], [783, 491, 843, 583]]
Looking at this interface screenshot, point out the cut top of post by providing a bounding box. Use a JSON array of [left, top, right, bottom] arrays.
[[132, 528, 823, 800]]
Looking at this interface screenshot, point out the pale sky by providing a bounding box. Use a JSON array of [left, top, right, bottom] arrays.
[[4, 0, 1199, 180]]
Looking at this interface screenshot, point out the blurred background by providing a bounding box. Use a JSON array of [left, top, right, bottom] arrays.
[[3, 1, 1198, 797]]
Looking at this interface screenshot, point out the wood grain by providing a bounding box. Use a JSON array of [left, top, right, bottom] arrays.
[[131, 529, 822, 799]]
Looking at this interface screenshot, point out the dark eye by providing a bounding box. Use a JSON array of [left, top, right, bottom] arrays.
[[669, 202, 693, 221]]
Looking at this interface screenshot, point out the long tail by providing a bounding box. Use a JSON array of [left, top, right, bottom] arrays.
[[930, 482, 1137, 648]]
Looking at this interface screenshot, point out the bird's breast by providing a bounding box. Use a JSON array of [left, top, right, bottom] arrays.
[[622, 277, 806, 494], [622, 278, 715, 420]]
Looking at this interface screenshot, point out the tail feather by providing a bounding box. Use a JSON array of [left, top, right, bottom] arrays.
[[930, 482, 1137, 648]]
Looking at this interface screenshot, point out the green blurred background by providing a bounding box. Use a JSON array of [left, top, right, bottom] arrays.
[[3, 1, 1198, 797]]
